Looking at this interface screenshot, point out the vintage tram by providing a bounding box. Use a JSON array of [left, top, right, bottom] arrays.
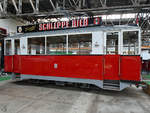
[[4, 17, 141, 91]]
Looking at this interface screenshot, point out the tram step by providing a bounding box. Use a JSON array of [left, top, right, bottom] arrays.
[[103, 83, 120, 87], [103, 80, 120, 91], [103, 80, 120, 84], [103, 86, 120, 91]]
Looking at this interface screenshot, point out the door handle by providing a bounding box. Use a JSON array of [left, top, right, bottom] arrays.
[[103, 56, 105, 75], [54, 63, 58, 69]]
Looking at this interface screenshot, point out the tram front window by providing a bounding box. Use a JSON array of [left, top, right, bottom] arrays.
[[123, 31, 139, 55], [47, 36, 66, 55], [68, 34, 92, 54], [6, 40, 12, 55], [28, 37, 45, 55], [106, 32, 118, 54], [15, 39, 20, 55]]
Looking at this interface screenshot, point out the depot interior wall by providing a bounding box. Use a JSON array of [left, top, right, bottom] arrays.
[[0, 19, 23, 35]]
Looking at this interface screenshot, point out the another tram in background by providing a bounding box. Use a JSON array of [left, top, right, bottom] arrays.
[[4, 17, 141, 91]]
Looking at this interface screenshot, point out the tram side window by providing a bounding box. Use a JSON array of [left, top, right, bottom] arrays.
[[106, 32, 118, 54], [28, 37, 45, 55], [68, 34, 92, 54], [6, 40, 12, 55], [123, 31, 139, 55], [47, 36, 66, 55], [15, 39, 20, 55]]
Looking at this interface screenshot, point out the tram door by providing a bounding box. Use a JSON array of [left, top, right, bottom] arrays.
[[103, 32, 120, 80], [106, 32, 119, 54]]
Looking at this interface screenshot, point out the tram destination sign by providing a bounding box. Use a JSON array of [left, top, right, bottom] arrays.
[[17, 17, 102, 33]]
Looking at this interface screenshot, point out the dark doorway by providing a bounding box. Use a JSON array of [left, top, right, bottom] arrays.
[[0, 28, 7, 71]]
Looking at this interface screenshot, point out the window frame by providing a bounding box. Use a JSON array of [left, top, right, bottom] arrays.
[[46, 35, 67, 55], [104, 30, 121, 55], [25, 31, 92, 55], [14, 38, 21, 55], [5, 38, 13, 55], [45, 32, 92, 55], [27, 36, 46, 55], [67, 33, 92, 55], [121, 29, 141, 55]]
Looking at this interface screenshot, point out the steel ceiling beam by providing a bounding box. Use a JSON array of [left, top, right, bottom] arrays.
[[29, 0, 36, 13], [18, 0, 22, 14], [36, 0, 39, 13], [130, 0, 140, 5], [0, 0, 150, 18], [99, 0, 106, 8], [0, 2, 3, 12], [49, 0, 56, 10], [3, 0, 7, 14], [12, 0, 18, 12]]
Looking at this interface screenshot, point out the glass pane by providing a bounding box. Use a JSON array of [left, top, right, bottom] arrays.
[[6, 40, 11, 55], [28, 37, 45, 55], [123, 31, 138, 55], [15, 39, 20, 55], [106, 32, 118, 54], [68, 34, 92, 54], [47, 36, 66, 55]]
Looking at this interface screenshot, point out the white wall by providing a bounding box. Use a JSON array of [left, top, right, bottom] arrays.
[[92, 31, 104, 54], [20, 37, 28, 55], [0, 19, 23, 36]]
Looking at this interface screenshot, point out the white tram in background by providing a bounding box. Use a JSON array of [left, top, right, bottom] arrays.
[[4, 17, 141, 91]]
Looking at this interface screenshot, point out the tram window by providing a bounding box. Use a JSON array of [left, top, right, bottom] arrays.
[[15, 39, 20, 55], [5, 40, 12, 55], [123, 31, 138, 55], [68, 34, 92, 54], [28, 37, 45, 55], [47, 36, 66, 55], [106, 32, 118, 54]]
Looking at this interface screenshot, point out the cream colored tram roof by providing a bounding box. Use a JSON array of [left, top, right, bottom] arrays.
[[6, 25, 140, 39]]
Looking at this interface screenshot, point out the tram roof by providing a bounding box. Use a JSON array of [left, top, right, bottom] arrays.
[[7, 25, 140, 39]]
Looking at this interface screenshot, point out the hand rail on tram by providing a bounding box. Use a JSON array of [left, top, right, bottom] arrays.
[[104, 45, 140, 55]]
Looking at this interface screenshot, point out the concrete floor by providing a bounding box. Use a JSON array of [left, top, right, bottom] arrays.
[[0, 80, 150, 113]]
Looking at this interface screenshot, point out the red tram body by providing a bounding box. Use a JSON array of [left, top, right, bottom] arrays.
[[4, 18, 141, 91]]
